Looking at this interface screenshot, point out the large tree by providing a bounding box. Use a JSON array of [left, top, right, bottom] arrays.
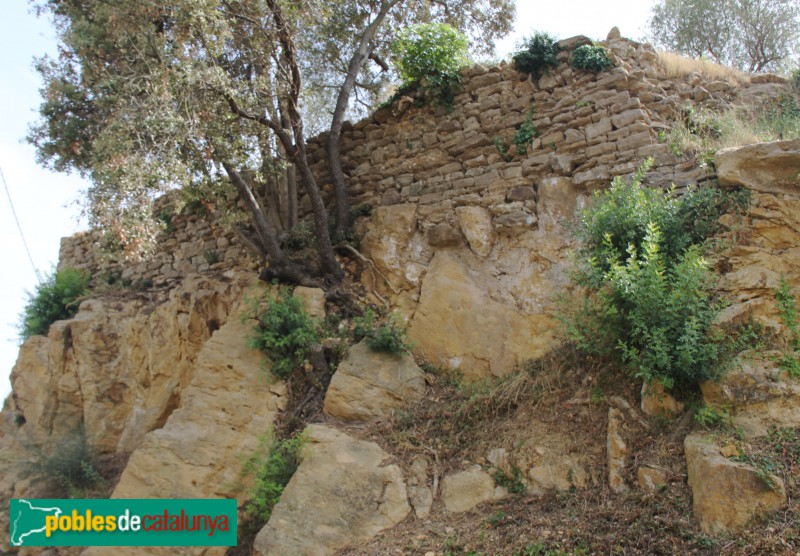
[[648, 0, 800, 72], [29, 0, 513, 283]]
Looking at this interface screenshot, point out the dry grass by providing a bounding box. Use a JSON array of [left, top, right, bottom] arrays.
[[657, 50, 750, 85]]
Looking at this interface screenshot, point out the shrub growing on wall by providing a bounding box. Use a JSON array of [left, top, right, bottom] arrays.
[[512, 32, 560, 77], [571, 44, 614, 72], [19, 267, 90, 340], [564, 160, 750, 394], [391, 23, 470, 104]]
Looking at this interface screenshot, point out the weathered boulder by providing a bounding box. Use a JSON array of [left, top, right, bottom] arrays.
[[442, 466, 506, 513], [716, 140, 800, 195], [685, 433, 785, 533], [637, 465, 667, 493], [323, 341, 426, 421], [701, 353, 800, 436], [253, 425, 410, 556], [407, 457, 434, 518], [641, 379, 685, 418], [527, 456, 587, 495]]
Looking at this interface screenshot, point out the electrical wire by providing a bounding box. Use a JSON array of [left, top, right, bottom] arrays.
[[0, 165, 42, 283]]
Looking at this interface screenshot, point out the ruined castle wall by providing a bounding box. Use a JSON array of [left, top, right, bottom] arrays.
[[58, 36, 746, 288]]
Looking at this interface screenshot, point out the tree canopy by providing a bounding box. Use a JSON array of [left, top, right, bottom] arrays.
[[29, 0, 513, 284], [648, 0, 800, 72]]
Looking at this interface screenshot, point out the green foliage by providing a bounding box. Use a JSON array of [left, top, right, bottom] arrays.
[[512, 32, 560, 77], [694, 404, 730, 430], [203, 250, 220, 265], [514, 110, 539, 155], [571, 45, 613, 72], [248, 288, 320, 379], [566, 161, 751, 393], [648, 0, 800, 72], [33, 427, 105, 498], [353, 309, 410, 354], [793, 68, 800, 92], [491, 465, 527, 494], [731, 427, 800, 491], [776, 275, 800, 378], [392, 23, 470, 98], [19, 267, 90, 341], [664, 101, 800, 165], [494, 137, 512, 161], [245, 435, 303, 523]]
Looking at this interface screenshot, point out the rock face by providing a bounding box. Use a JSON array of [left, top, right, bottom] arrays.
[[110, 284, 283, 500], [9, 273, 251, 455], [408, 251, 560, 378], [441, 467, 506, 513], [253, 425, 410, 556], [717, 139, 800, 195], [323, 341, 426, 421], [701, 353, 800, 436], [685, 433, 786, 533], [80, 281, 284, 556]]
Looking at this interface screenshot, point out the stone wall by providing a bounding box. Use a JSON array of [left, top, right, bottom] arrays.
[[58, 35, 772, 301]]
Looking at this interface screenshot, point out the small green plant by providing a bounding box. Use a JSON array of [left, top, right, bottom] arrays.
[[792, 68, 800, 93], [281, 221, 316, 252], [571, 44, 613, 72], [353, 309, 410, 354], [512, 32, 560, 77], [547, 140, 557, 150], [733, 452, 780, 490], [245, 434, 303, 524], [485, 510, 506, 528], [694, 404, 730, 430], [19, 267, 90, 340], [391, 23, 470, 106], [32, 427, 105, 498], [576, 100, 594, 108], [494, 137, 512, 162], [775, 275, 800, 378], [514, 110, 539, 155], [492, 464, 527, 494], [203, 250, 220, 265], [248, 288, 320, 379]]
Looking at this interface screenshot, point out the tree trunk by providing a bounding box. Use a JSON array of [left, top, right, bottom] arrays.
[[327, 0, 399, 238], [223, 162, 318, 286], [293, 148, 344, 280]]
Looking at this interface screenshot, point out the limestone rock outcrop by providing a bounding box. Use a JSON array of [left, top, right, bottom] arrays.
[[10, 272, 252, 455], [685, 433, 786, 533], [701, 353, 800, 436], [323, 341, 426, 421], [717, 139, 800, 195], [253, 425, 409, 556]]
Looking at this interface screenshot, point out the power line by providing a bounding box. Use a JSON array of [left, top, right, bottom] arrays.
[[0, 165, 42, 283]]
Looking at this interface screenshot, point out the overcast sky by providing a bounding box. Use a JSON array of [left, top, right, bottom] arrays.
[[0, 0, 659, 403]]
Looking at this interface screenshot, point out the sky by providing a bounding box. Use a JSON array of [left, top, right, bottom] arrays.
[[0, 0, 659, 404]]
